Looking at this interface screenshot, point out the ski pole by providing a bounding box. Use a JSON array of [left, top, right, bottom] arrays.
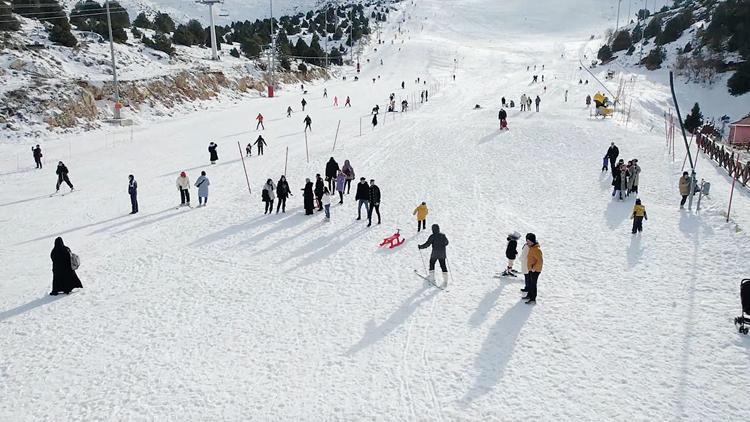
[[446, 258, 456, 285], [418, 247, 427, 274]]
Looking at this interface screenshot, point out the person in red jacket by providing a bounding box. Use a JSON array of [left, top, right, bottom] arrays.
[[256, 113, 265, 130]]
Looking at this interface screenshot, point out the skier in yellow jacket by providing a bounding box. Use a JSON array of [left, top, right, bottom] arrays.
[[413, 202, 429, 232], [631, 198, 648, 234]]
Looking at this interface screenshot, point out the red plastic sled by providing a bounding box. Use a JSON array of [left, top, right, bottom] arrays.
[[379, 229, 405, 249]]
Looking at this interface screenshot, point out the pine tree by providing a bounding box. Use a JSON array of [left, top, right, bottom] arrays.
[[133, 12, 152, 29], [153, 11, 175, 33], [683, 103, 703, 133]]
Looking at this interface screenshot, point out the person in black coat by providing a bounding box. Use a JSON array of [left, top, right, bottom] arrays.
[[304, 115, 312, 132], [325, 157, 340, 192], [254, 136, 267, 156], [605, 142, 619, 173], [50, 237, 83, 295], [302, 178, 314, 215], [32, 144, 43, 169], [208, 142, 219, 164], [55, 161, 74, 192], [498, 108, 508, 129], [418, 224, 450, 288], [128, 174, 138, 214], [314, 174, 325, 211], [502, 231, 520, 276], [355, 177, 370, 220], [367, 179, 381, 227], [276, 175, 291, 213]]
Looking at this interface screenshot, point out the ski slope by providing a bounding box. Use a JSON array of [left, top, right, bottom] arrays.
[[2, 0, 750, 420]]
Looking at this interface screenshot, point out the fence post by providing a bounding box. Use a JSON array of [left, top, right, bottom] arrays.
[[304, 131, 309, 163], [331, 120, 341, 152], [284, 146, 288, 176], [237, 141, 252, 195]]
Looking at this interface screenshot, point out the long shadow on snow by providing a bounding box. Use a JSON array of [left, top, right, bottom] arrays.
[[86, 207, 179, 236], [476, 130, 505, 145], [604, 198, 632, 231], [461, 301, 533, 406], [14, 213, 138, 246], [627, 235, 645, 269], [468, 280, 518, 328], [345, 285, 438, 356], [0, 192, 59, 209], [0, 295, 65, 322], [285, 222, 369, 270], [232, 208, 310, 248], [189, 212, 293, 248], [156, 158, 242, 178]]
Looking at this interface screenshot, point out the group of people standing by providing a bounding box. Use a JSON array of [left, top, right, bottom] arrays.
[[503, 232, 544, 304], [602, 142, 648, 234]]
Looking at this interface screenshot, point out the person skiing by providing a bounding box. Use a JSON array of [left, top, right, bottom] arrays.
[[345, 96, 351, 107], [315, 174, 324, 211], [418, 224, 450, 288], [333, 96, 338, 107], [629, 159, 641, 195], [301, 98, 307, 111], [176, 171, 191, 207], [304, 115, 312, 132], [401, 81, 405, 89], [335, 171, 346, 204], [498, 108, 508, 130], [355, 177, 370, 220], [287, 106, 293, 118], [371, 113, 378, 128], [195, 171, 210, 207], [32, 144, 43, 169], [502, 231, 521, 276], [520, 94, 527, 111], [413, 202, 428, 232], [341, 160, 355, 194], [586, 95, 592, 107], [631, 198, 648, 234], [208, 142, 218, 164], [302, 178, 315, 215], [55, 161, 74, 192], [254, 135, 267, 156], [325, 157, 340, 192], [605, 142, 619, 173], [323, 88, 328, 98], [535, 95, 541, 112], [256, 113, 265, 130], [367, 179, 381, 227], [322, 186, 332, 220], [49, 237, 83, 296], [564, 89, 568, 102], [128, 174, 138, 214], [523, 233, 543, 304], [262, 178, 275, 214], [501, 97, 506, 107], [679, 171, 691, 209], [276, 175, 291, 213], [245, 143, 253, 157]]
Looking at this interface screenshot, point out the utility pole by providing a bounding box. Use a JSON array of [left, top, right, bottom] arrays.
[[616, 0, 622, 32], [325, 5, 329, 68], [350, 5, 354, 65], [196, 0, 221, 61], [269, 0, 275, 96], [104, 0, 121, 119]]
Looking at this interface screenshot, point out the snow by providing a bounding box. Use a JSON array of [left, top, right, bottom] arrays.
[[2, 0, 750, 420]]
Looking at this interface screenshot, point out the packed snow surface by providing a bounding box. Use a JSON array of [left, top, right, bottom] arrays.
[[2, 0, 750, 420]]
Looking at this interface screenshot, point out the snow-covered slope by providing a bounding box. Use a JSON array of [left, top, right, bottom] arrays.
[[2, 0, 750, 420]]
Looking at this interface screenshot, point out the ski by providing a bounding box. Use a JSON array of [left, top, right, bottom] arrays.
[[414, 269, 445, 290]]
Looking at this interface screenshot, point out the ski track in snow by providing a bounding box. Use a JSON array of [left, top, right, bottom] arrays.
[[2, 0, 750, 420]]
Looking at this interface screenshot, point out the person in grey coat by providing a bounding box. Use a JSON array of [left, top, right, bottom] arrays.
[[195, 171, 210, 207], [629, 159, 641, 195], [418, 224, 450, 288]]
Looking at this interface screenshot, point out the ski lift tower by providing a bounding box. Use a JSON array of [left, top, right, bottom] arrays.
[[196, 0, 222, 61]]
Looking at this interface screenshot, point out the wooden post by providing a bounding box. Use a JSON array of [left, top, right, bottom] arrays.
[[237, 141, 252, 195], [304, 131, 309, 163], [727, 162, 738, 223], [284, 146, 288, 176], [359, 116, 362, 137], [331, 120, 341, 152]]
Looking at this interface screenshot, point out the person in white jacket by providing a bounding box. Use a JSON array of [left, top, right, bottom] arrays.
[[519, 241, 530, 293], [176, 171, 191, 206], [322, 187, 332, 220]]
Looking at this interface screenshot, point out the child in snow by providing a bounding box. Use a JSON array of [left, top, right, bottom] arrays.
[[246, 143, 252, 157], [195, 171, 210, 207], [631, 199, 648, 234], [322, 187, 332, 220], [335, 171, 347, 204], [262, 178, 275, 214], [502, 232, 521, 276], [413, 202, 428, 232]]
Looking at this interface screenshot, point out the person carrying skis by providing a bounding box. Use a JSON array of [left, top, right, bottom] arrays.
[[418, 224, 450, 288], [208, 142, 218, 164], [535, 95, 541, 112], [413, 202, 428, 232], [256, 113, 265, 130], [315, 174, 325, 211], [367, 179, 381, 227], [262, 178, 275, 214], [32, 144, 43, 169], [631, 198, 648, 234], [355, 177, 370, 220], [498, 108, 508, 130], [254, 135, 267, 156], [287, 106, 293, 118], [605, 142, 619, 173], [341, 160, 355, 194], [502, 231, 521, 276], [304, 115, 312, 132], [325, 157, 340, 192], [176, 171, 191, 207], [128, 174, 138, 214], [246, 143, 253, 157], [276, 175, 291, 213], [302, 178, 314, 215], [335, 171, 347, 204], [195, 171, 210, 207], [322, 187, 332, 220], [523, 233, 543, 304], [345, 96, 351, 107], [55, 161, 74, 192], [301, 98, 307, 111]]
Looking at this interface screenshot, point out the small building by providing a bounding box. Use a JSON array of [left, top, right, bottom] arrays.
[[728, 116, 750, 146]]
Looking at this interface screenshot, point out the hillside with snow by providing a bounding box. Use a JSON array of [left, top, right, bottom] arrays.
[[2, 0, 750, 420]]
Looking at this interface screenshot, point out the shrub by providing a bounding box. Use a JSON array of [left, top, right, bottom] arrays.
[[153, 12, 175, 33], [626, 45, 635, 56], [597, 44, 613, 62], [298, 63, 308, 73], [229, 47, 240, 58], [131, 26, 142, 39], [49, 23, 78, 47], [143, 33, 174, 55], [644, 16, 662, 39], [641, 46, 665, 69], [657, 10, 693, 45], [683, 103, 703, 133], [728, 61, 750, 96], [133, 12, 152, 29], [611, 30, 632, 52]]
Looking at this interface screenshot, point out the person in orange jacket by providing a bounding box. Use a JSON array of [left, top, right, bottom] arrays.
[[413, 202, 429, 232], [523, 233, 543, 304], [256, 113, 265, 130]]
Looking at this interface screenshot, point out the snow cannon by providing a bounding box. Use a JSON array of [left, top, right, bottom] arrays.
[[379, 229, 405, 249]]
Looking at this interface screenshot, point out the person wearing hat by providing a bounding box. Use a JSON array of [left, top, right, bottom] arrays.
[[32, 144, 43, 169], [176, 171, 191, 207], [208, 142, 218, 164], [523, 233, 543, 304], [502, 231, 521, 277], [418, 224, 450, 288], [631, 199, 648, 234]]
